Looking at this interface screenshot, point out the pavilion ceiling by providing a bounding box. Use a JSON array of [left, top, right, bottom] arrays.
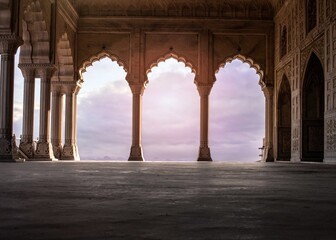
[[67, 0, 281, 19]]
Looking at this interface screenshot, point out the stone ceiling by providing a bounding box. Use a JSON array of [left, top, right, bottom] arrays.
[[68, 0, 281, 18]]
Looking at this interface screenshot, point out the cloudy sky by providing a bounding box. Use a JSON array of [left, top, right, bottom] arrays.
[[13, 52, 265, 162]]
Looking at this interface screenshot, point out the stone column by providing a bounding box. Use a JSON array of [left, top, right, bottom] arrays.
[[73, 91, 79, 159], [0, 35, 22, 162], [262, 85, 274, 162], [34, 67, 56, 161], [62, 84, 80, 160], [197, 83, 213, 161], [51, 86, 63, 159], [128, 83, 145, 161], [19, 66, 35, 159]]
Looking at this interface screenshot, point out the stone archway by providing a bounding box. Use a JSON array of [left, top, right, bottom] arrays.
[[213, 54, 270, 161], [302, 53, 324, 162], [277, 75, 291, 161], [143, 57, 198, 161]]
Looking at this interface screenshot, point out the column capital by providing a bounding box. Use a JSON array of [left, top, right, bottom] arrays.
[[18, 65, 36, 80], [64, 83, 80, 94], [129, 83, 145, 95], [0, 35, 22, 54], [196, 83, 213, 97], [37, 65, 57, 79], [51, 84, 62, 93]]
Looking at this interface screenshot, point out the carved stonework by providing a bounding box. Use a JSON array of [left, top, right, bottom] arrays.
[[19, 141, 34, 158], [72, 0, 274, 19], [0, 137, 12, 156], [326, 119, 336, 151], [62, 144, 79, 160], [292, 127, 299, 152], [34, 142, 56, 161], [53, 144, 63, 159]]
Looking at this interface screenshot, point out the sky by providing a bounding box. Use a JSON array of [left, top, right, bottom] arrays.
[[12, 51, 265, 162]]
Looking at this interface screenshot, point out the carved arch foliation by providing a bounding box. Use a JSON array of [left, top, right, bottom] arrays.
[[145, 52, 197, 85], [215, 54, 265, 87], [78, 51, 129, 85]]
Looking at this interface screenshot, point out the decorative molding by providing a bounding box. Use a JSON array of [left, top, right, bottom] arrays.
[[78, 51, 128, 82], [146, 51, 196, 81], [215, 54, 265, 88]]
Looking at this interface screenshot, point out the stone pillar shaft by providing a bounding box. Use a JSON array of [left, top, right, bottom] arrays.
[[51, 89, 63, 159], [62, 86, 79, 160], [128, 84, 144, 161], [263, 86, 274, 162], [0, 36, 21, 161], [19, 67, 36, 158], [34, 67, 56, 161], [197, 84, 212, 161]]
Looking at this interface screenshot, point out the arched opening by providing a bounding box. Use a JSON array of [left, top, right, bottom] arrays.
[[143, 58, 198, 161], [302, 53, 324, 162], [77, 57, 131, 160], [13, 48, 24, 144], [277, 75, 291, 161], [211, 58, 265, 162]]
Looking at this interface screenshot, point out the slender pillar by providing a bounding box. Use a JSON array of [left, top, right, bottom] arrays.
[[0, 35, 22, 162], [197, 83, 213, 161], [128, 83, 145, 161], [62, 85, 79, 160], [34, 67, 56, 161], [262, 85, 274, 162], [18, 66, 35, 158], [73, 92, 80, 159], [51, 86, 63, 159]]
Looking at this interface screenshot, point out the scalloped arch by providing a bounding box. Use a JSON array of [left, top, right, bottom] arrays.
[[146, 52, 196, 78], [215, 54, 264, 87], [78, 51, 129, 84]]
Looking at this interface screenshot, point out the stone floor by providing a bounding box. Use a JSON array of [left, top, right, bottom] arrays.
[[1, 161, 336, 240]]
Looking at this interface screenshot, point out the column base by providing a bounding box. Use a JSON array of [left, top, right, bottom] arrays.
[[32, 141, 57, 161], [52, 144, 63, 159], [128, 146, 144, 161], [61, 144, 80, 161], [0, 136, 22, 162], [19, 141, 34, 159], [197, 146, 212, 161], [263, 146, 274, 162]]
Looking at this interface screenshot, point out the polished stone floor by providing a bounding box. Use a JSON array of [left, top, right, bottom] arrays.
[[1, 161, 336, 240]]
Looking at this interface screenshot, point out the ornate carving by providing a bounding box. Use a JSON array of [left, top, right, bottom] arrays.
[[34, 141, 56, 161], [73, 0, 274, 19], [292, 127, 299, 152], [0, 35, 23, 54], [0, 137, 12, 156], [19, 140, 34, 158], [53, 144, 63, 159], [79, 51, 128, 83], [326, 119, 336, 151]]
